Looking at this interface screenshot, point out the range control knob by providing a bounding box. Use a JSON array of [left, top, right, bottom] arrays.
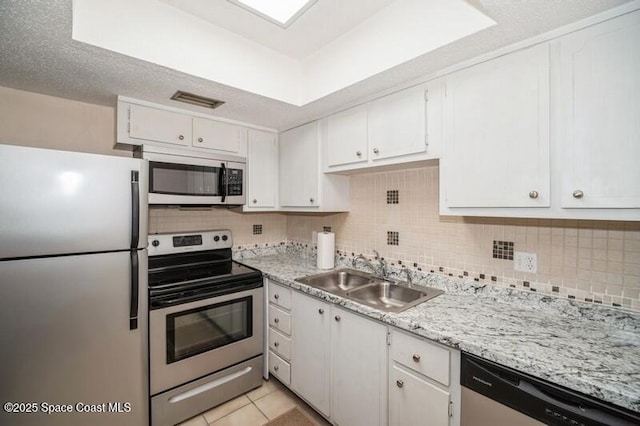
[[213, 236, 220, 242], [151, 240, 160, 247], [222, 235, 228, 241]]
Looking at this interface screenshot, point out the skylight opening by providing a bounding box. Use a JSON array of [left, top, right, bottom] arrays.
[[227, 0, 318, 28]]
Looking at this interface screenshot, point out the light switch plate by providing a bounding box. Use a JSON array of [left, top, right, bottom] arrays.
[[514, 252, 537, 273]]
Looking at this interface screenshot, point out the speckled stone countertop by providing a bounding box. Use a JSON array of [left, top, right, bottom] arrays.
[[237, 252, 640, 414]]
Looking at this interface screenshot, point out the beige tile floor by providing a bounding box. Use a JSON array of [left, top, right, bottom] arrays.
[[178, 377, 331, 426]]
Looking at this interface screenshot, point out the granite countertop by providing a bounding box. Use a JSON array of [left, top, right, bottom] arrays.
[[239, 253, 640, 414]]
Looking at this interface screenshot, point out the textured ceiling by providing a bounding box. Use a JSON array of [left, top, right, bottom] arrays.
[[0, 0, 634, 131]]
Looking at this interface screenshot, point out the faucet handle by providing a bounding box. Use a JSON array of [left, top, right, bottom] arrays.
[[373, 249, 380, 259]]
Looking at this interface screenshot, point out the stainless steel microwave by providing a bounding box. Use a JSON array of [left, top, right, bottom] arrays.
[[142, 146, 245, 206]]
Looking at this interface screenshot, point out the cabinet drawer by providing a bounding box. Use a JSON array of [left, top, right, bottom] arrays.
[[268, 327, 291, 361], [269, 305, 292, 335], [268, 282, 292, 310], [269, 350, 291, 386], [391, 329, 450, 386]]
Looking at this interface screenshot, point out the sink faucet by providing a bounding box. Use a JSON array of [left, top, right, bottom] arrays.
[[352, 250, 387, 279], [403, 267, 413, 287]]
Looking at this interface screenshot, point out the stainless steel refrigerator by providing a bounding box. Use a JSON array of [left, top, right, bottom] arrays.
[[0, 144, 149, 426]]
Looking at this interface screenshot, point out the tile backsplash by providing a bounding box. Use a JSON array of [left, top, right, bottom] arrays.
[[149, 207, 287, 249], [149, 165, 640, 312], [286, 166, 640, 311]]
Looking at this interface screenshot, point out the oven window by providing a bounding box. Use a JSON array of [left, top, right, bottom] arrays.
[[149, 161, 221, 196], [166, 296, 252, 364]]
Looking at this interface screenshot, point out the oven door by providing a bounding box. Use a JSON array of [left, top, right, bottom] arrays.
[[150, 286, 263, 395]]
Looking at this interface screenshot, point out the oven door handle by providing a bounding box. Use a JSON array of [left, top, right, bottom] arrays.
[[168, 366, 253, 403], [129, 250, 139, 330], [151, 280, 262, 308]]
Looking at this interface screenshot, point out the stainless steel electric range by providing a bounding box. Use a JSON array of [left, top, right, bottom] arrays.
[[147, 230, 263, 426]]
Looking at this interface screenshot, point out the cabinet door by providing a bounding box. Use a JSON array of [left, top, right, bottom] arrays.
[[279, 122, 319, 207], [327, 106, 368, 167], [129, 104, 191, 146], [192, 117, 244, 154], [368, 85, 427, 161], [390, 365, 450, 426], [291, 293, 331, 416], [443, 43, 550, 208], [558, 11, 640, 209], [332, 307, 387, 426], [247, 129, 277, 208]]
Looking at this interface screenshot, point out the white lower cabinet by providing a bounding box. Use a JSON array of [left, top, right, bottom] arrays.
[[267, 281, 292, 386], [390, 365, 450, 426], [290, 292, 331, 416], [289, 290, 387, 426], [331, 306, 388, 426], [389, 328, 460, 426]]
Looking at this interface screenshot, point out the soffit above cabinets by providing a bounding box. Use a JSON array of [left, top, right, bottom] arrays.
[[0, 0, 635, 130], [72, 0, 496, 106]]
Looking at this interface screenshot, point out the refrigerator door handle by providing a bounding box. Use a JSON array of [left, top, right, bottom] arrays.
[[130, 170, 140, 249], [129, 250, 139, 330]]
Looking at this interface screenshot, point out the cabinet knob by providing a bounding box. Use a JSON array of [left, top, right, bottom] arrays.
[[274, 294, 279, 299], [356, 151, 362, 157], [274, 341, 280, 347], [310, 198, 314, 204], [373, 147, 379, 154], [252, 199, 257, 204], [178, 135, 185, 141], [318, 308, 324, 314], [412, 354, 421, 363], [274, 365, 279, 371], [573, 190, 584, 199], [274, 318, 279, 323], [529, 191, 539, 199], [197, 137, 203, 143], [396, 380, 404, 388], [334, 315, 341, 322]]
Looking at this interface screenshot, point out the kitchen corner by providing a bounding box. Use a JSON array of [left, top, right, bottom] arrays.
[[236, 246, 640, 414]]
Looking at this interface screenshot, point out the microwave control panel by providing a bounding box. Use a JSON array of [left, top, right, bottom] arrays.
[[227, 169, 243, 195]]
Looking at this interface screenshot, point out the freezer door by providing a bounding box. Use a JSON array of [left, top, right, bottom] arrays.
[[0, 144, 148, 258], [0, 250, 149, 426]]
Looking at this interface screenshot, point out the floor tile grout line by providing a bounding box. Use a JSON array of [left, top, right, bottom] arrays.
[[251, 400, 271, 423]]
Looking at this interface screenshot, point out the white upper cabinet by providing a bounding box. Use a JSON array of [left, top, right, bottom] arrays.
[[279, 122, 320, 208], [326, 106, 368, 167], [192, 117, 245, 155], [322, 82, 441, 174], [245, 129, 278, 210], [368, 84, 428, 161], [442, 43, 550, 209], [279, 122, 350, 212], [117, 97, 248, 157], [557, 10, 640, 210], [128, 104, 191, 147]]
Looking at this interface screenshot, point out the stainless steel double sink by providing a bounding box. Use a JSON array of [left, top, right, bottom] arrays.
[[295, 268, 443, 313]]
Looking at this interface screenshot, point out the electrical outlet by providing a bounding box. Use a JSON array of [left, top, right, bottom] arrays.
[[514, 252, 537, 273]]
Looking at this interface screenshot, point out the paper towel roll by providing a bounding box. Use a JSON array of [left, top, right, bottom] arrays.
[[316, 232, 335, 270]]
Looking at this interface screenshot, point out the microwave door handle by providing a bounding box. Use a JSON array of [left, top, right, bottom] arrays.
[[219, 163, 227, 202]]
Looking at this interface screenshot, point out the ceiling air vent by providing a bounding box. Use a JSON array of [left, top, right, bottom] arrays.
[[171, 91, 225, 109]]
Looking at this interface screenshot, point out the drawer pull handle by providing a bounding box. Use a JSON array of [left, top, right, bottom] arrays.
[[197, 137, 203, 143], [412, 354, 421, 362], [373, 147, 379, 154], [529, 191, 539, 199], [573, 190, 584, 199], [274, 294, 279, 299], [274, 341, 279, 347], [274, 318, 279, 323], [334, 315, 341, 322], [318, 308, 324, 314], [274, 365, 279, 371], [396, 380, 404, 388], [178, 135, 184, 141]]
